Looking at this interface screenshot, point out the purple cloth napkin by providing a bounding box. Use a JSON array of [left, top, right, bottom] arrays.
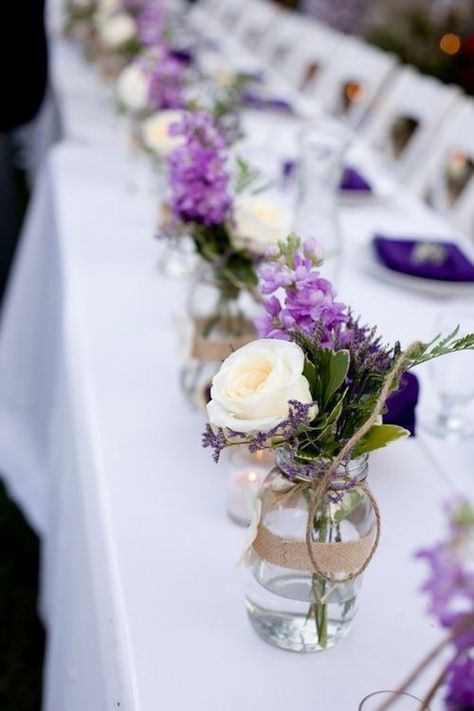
[[384, 372, 419, 436], [241, 90, 294, 114], [340, 166, 372, 192], [169, 48, 194, 65], [374, 236, 474, 282]]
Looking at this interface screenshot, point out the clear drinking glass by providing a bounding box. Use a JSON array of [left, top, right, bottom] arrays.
[[425, 311, 474, 439], [293, 118, 352, 283], [358, 690, 428, 710]]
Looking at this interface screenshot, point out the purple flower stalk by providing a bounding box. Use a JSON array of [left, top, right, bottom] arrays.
[[137, 46, 186, 110], [167, 112, 232, 226], [136, 1, 166, 47], [416, 500, 474, 708], [202, 400, 315, 463], [255, 237, 348, 346]]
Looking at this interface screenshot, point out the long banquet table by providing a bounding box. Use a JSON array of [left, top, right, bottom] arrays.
[[0, 21, 474, 711]]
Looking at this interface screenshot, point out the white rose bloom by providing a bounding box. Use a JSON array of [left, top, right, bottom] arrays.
[[141, 111, 186, 158], [99, 13, 136, 48], [207, 339, 315, 433], [231, 195, 292, 253], [116, 63, 149, 113]]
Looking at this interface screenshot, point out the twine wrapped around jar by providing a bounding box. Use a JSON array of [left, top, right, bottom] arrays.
[[252, 341, 421, 585]]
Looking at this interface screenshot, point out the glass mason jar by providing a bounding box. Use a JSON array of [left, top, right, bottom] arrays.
[[180, 262, 257, 410], [293, 118, 352, 284], [246, 448, 375, 652]]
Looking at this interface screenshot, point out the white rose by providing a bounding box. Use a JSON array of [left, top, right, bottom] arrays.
[[141, 111, 186, 158], [99, 13, 136, 48], [207, 339, 315, 433], [116, 63, 149, 113], [231, 195, 292, 253]]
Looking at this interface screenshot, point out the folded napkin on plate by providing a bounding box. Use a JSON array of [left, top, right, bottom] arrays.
[[241, 90, 294, 114], [374, 236, 474, 282], [384, 372, 419, 437], [169, 48, 194, 65], [340, 166, 372, 193]]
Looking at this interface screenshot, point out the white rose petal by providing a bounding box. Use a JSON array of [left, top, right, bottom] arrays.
[[99, 13, 136, 48], [141, 111, 186, 158], [206, 339, 315, 434], [231, 195, 292, 254], [116, 63, 149, 113]]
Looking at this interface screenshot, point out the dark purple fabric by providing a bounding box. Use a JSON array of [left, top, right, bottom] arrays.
[[240, 91, 294, 114], [169, 48, 194, 65], [340, 166, 372, 192], [384, 372, 419, 436], [374, 236, 474, 282]]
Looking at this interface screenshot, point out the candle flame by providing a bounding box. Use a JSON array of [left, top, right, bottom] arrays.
[[248, 471, 258, 483]]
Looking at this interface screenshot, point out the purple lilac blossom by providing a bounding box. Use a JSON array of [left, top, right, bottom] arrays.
[[137, 46, 186, 110], [445, 656, 474, 709], [416, 500, 474, 709], [136, 1, 166, 47], [255, 238, 347, 345], [167, 112, 232, 226]]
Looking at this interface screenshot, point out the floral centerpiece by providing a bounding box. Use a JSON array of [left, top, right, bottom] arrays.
[[115, 45, 189, 165], [92, 0, 171, 79], [162, 111, 292, 407], [202, 235, 474, 652], [380, 500, 474, 709], [64, 0, 98, 48]]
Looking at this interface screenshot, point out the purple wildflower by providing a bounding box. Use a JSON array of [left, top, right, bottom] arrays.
[[416, 499, 474, 709], [167, 112, 232, 226], [202, 400, 315, 465], [136, 46, 186, 110], [136, 1, 166, 47], [256, 238, 347, 345], [445, 655, 474, 709]]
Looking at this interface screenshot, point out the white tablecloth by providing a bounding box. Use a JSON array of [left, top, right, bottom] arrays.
[[1, 27, 474, 711]]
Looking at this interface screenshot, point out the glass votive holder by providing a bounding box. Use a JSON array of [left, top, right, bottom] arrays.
[[226, 447, 274, 526]]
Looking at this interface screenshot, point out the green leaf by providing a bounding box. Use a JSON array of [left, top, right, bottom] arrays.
[[353, 424, 410, 457], [326, 350, 350, 402], [303, 359, 317, 392]]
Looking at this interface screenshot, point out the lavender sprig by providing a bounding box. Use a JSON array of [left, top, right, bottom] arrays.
[[202, 400, 315, 463]]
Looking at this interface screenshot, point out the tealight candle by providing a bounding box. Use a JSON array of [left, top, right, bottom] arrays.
[[225, 447, 273, 526], [226, 469, 262, 526]]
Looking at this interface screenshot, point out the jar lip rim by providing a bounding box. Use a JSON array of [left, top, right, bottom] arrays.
[[275, 446, 368, 483]]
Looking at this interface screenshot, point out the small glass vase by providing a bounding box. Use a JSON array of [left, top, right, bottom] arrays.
[[246, 448, 375, 652], [180, 263, 257, 410], [293, 118, 351, 283]]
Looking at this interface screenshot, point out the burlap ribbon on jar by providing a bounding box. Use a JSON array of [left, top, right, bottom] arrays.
[[191, 316, 256, 362], [252, 484, 379, 577], [252, 342, 422, 585]]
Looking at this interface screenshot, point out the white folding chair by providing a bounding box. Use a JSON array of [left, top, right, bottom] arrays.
[[361, 66, 460, 178], [255, 10, 309, 68], [308, 36, 399, 127], [409, 99, 474, 242], [233, 0, 281, 52], [278, 21, 345, 95], [212, 0, 251, 31]]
